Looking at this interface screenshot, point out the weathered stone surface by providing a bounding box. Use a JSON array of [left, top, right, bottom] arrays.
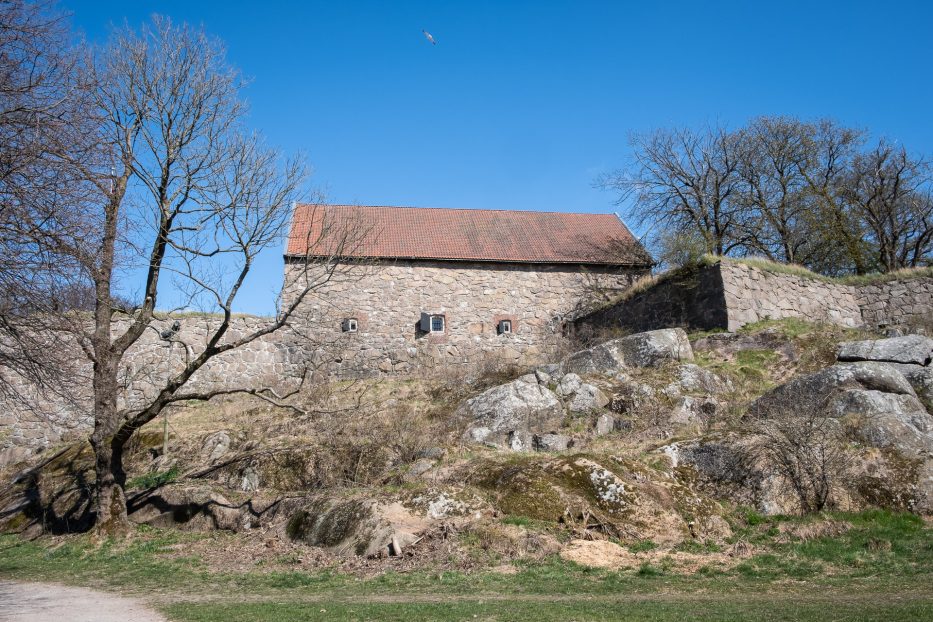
[[828, 390, 933, 456], [562, 340, 628, 375], [567, 383, 609, 414], [562, 329, 693, 375], [837, 335, 933, 366], [534, 368, 554, 386], [238, 466, 260, 492], [751, 363, 916, 418], [899, 366, 933, 409], [465, 426, 493, 444], [615, 328, 694, 367], [285, 497, 429, 557], [751, 362, 933, 458], [129, 485, 243, 532], [508, 430, 534, 451], [407, 458, 437, 478], [533, 433, 572, 452], [201, 431, 231, 462], [594, 413, 616, 436], [916, 459, 933, 514], [665, 364, 732, 396], [556, 373, 583, 397], [668, 396, 719, 425], [456, 378, 564, 445]]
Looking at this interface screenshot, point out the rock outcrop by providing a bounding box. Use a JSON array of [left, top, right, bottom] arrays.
[[563, 329, 694, 375], [837, 335, 933, 367], [456, 377, 564, 446], [750, 361, 932, 457], [285, 497, 430, 557], [836, 335, 933, 410]]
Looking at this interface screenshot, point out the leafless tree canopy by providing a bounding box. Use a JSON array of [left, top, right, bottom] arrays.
[[0, 0, 99, 399], [602, 116, 933, 274]]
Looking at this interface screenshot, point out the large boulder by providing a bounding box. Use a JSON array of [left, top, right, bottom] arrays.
[[128, 485, 246, 531], [614, 328, 694, 367], [555, 373, 583, 397], [664, 364, 732, 396], [567, 383, 609, 414], [837, 335, 933, 366], [750, 362, 933, 458], [562, 329, 694, 376], [285, 497, 429, 557], [562, 341, 628, 375], [456, 377, 564, 445]]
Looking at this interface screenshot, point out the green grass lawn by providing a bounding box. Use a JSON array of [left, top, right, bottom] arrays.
[[1, 510, 931, 621]]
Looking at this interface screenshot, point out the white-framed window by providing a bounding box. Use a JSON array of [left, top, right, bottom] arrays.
[[419, 312, 446, 335], [497, 319, 512, 335], [341, 318, 358, 333]]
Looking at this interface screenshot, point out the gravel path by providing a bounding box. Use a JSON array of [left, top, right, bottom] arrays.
[[0, 581, 167, 622]]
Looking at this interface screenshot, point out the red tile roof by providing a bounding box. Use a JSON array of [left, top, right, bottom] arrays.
[[285, 204, 652, 266]]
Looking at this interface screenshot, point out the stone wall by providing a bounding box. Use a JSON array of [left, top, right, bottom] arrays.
[[571, 264, 729, 338], [282, 259, 646, 377], [856, 278, 933, 329], [574, 259, 933, 335], [718, 262, 862, 331], [0, 316, 298, 465]]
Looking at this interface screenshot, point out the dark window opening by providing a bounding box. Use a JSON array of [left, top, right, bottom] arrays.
[[497, 319, 512, 335], [342, 318, 358, 332]]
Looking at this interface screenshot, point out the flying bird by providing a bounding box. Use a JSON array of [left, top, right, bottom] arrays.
[[422, 29, 436, 45]]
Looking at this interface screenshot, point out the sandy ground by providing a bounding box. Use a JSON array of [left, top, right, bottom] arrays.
[[0, 581, 166, 622]]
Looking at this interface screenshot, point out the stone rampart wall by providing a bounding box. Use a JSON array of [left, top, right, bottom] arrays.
[[571, 264, 728, 337], [718, 262, 862, 331], [0, 316, 297, 465], [856, 278, 933, 329], [574, 259, 933, 335]]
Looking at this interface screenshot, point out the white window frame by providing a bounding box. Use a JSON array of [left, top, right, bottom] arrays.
[[429, 314, 445, 333], [342, 318, 358, 333], [498, 319, 512, 334]]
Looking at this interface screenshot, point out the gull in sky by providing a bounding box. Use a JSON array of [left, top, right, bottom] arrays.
[[422, 29, 436, 45]]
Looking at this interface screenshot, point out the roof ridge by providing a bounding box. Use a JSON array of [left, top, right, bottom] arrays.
[[293, 203, 618, 217]]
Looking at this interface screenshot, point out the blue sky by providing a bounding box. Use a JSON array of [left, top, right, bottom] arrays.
[[63, 0, 933, 314]]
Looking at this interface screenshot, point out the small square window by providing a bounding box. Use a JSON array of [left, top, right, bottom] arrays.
[[430, 315, 445, 333], [342, 318, 358, 332], [498, 319, 512, 335]]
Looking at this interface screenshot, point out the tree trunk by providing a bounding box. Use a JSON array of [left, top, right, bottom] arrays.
[[90, 351, 130, 534], [90, 431, 129, 535]]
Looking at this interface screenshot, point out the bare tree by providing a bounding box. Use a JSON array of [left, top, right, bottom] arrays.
[[843, 140, 933, 272], [736, 116, 822, 265], [600, 125, 747, 257], [59, 17, 360, 532], [751, 413, 849, 514], [0, 0, 99, 402], [746, 383, 853, 514], [794, 120, 870, 275]]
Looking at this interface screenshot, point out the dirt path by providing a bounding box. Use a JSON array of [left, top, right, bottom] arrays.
[[0, 581, 167, 622]]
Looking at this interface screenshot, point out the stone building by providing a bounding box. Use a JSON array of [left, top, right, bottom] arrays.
[[282, 204, 652, 375]]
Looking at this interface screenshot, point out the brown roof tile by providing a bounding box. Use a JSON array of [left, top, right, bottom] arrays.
[[286, 204, 652, 266]]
